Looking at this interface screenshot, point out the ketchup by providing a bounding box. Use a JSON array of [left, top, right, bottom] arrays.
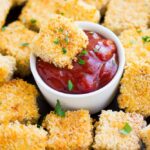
[[37, 31, 118, 94]]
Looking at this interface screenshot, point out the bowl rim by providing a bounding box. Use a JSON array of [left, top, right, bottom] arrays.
[[30, 21, 125, 98]]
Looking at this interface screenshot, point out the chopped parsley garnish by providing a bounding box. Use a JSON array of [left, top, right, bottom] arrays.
[[62, 47, 67, 54], [60, 12, 64, 15], [1, 26, 6, 31], [59, 28, 63, 32], [20, 42, 29, 47], [53, 38, 59, 44], [81, 49, 87, 55], [120, 123, 132, 135], [142, 36, 150, 43], [55, 100, 65, 117], [68, 80, 74, 91], [78, 58, 85, 65], [30, 19, 37, 24]]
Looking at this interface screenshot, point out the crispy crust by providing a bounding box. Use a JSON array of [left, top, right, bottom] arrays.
[[0, 121, 48, 150], [42, 110, 93, 150], [104, 0, 149, 35], [0, 54, 16, 85], [93, 110, 146, 150], [119, 29, 150, 65], [19, 0, 100, 30], [140, 125, 150, 150], [0, 0, 12, 28], [118, 62, 150, 117], [0, 79, 40, 124], [0, 21, 36, 76], [32, 15, 88, 69]]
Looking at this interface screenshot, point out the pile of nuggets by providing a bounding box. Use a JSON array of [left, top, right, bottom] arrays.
[[0, 0, 150, 149]]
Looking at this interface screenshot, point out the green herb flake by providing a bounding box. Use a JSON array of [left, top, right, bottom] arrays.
[[68, 80, 74, 91], [137, 29, 142, 33], [1, 26, 6, 31], [62, 47, 67, 54], [60, 12, 64, 15], [20, 42, 29, 47], [59, 28, 63, 32], [120, 123, 132, 135], [81, 49, 87, 55], [64, 36, 69, 43], [53, 38, 59, 44], [142, 36, 150, 43], [78, 58, 85, 65], [55, 100, 65, 117], [30, 19, 37, 24]]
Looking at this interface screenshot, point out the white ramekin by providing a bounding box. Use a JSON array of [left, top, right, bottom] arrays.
[[30, 21, 125, 114]]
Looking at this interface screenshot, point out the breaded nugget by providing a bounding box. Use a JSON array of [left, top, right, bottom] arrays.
[[42, 110, 93, 149], [93, 110, 146, 150], [0, 0, 12, 28], [19, 0, 100, 30], [0, 121, 48, 150], [0, 21, 36, 76], [32, 15, 88, 69], [118, 62, 150, 117], [0, 54, 16, 85], [140, 125, 150, 150], [0, 79, 39, 124], [104, 0, 149, 35], [119, 29, 150, 65]]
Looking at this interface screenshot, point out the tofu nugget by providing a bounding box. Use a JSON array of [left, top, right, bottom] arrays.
[[0, 54, 16, 85], [19, 0, 100, 30], [0, 0, 12, 28], [140, 125, 150, 150], [42, 110, 93, 149], [32, 15, 88, 69], [0, 21, 36, 76], [0, 79, 39, 124], [119, 29, 150, 65], [104, 0, 149, 35], [118, 62, 150, 117], [0, 121, 48, 150], [93, 110, 146, 150]]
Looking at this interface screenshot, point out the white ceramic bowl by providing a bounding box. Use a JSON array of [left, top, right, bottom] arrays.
[[30, 21, 125, 114]]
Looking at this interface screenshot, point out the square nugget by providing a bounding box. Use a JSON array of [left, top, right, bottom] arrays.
[[42, 110, 93, 149], [0, 79, 39, 124], [0, 54, 16, 85], [104, 0, 149, 35], [140, 125, 150, 150], [19, 0, 100, 31], [93, 110, 146, 150], [118, 62, 150, 117], [0, 121, 48, 150], [119, 29, 150, 65], [0, 21, 36, 77], [0, 0, 12, 28]]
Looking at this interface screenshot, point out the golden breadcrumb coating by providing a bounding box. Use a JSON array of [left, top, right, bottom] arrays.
[[119, 29, 150, 65], [93, 110, 146, 150], [104, 0, 149, 35], [118, 62, 150, 117], [19, 0, 100, 30], [0, 121, 48, 150], [32, 15, 88, 69], [0, 54, 16, 85], [42, 110, 93, 150], [0, 79, 40, 124], [0, 21, 36, 77], [0, 0, 12, 28], [140, 125, 150, 150]]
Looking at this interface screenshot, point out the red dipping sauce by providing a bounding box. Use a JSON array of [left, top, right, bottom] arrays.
[[37, 31, 118, 94]]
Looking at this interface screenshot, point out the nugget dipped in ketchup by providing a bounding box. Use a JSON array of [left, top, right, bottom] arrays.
[[32, 15, 118, 94]]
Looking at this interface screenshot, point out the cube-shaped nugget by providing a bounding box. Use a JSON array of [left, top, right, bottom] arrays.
[[118, 62, 150, 117], [0, 79, 40, 124], [0, 121, 48, 150], [104, 0, 149, 34], [93, 110, 146, 150], [0, 21, 36, 76], [42, 110, 93, 149], [140, 125, 150, 150], [0, 54, 16, 85]]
